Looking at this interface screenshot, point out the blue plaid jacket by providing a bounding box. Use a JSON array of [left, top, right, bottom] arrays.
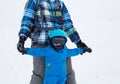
[[19, 0, 80, 44]]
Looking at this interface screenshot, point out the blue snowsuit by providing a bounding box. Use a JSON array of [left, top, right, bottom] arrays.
[[26, 45, 83, 84]]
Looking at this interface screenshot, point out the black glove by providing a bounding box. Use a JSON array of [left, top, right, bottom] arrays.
[[83, 47, 92, 53], [76, 40, 87, 48], [17, 36, 27, 54], [77, 40, 92, 54]]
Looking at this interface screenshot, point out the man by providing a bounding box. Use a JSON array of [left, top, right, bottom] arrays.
[[17, 0, 92, 84]]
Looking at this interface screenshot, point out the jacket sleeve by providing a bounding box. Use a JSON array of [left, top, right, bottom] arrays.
[[61, 2, 81, 44], [26, 48, 48, 56], [65, 48, 83, 57], [19, 0, 36, 38]]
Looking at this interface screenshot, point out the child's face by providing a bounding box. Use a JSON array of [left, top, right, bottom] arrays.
[[52, 37, 66, 46], [51, 36, 67, 50]]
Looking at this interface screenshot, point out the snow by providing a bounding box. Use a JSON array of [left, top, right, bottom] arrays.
[[0, 0, 120, 84]]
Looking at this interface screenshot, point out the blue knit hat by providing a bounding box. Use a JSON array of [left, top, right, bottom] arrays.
[[49, 29, 67, 38]]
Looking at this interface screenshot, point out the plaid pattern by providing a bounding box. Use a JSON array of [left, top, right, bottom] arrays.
[[19, 0, 80, 44]]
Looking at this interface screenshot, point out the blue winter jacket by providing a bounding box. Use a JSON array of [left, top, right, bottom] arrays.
[[26, 45, 83, 76]]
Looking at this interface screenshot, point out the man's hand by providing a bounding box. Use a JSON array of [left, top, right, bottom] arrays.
[[77, 40, 92, 54], [17, 36, 26, 54], [83, 47, 92, 53]]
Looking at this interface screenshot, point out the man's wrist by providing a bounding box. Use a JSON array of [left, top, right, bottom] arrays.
[[19, 36, 27, 42]]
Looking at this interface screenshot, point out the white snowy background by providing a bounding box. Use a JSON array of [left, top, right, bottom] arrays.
[[0, 0, 120, 84]]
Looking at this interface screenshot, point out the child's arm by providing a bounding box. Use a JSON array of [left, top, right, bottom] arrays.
[[25, 48, 47, 57], [65, 48, 83, 57], [66, 47, 92, 57]]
